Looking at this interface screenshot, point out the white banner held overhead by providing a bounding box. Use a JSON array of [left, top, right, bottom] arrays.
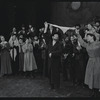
[[48, 22, 76, 33]]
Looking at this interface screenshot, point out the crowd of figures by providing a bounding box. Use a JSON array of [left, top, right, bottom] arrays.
[[0, 18, 100, 97]]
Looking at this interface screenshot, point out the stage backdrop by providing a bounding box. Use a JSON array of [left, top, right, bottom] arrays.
[[50, 2, 100, 27]]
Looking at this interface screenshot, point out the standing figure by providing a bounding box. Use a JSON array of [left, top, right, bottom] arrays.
[[18, 37, 25, 75], [73, 39, 85, 86], [39, 22, 52, 77], [0, 36, 12, 77], [23, 37, 37, 78], [48, 32, 62, 91], [69, 35, 78, 85], [40, 35, 47, 77], [9, 33, 19, 75], [33, 36, 42, 75], [76, 29, 100, 97], [62, 35, 72, 81]]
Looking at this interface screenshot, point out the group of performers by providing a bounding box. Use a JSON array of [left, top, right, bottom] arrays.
[[0, 19, 100, 97]]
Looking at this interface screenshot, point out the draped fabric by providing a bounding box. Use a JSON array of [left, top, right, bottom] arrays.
[[9, 36, 19, 61], [48, 23, 76, 33]]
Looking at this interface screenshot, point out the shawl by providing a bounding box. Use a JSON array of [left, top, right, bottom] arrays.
[[48, 23, 76, 33], [9, 36, 19, 61]]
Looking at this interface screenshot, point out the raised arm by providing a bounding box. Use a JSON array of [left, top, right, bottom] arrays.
[[44, 22, 48, 33], [47, 22, 76, 33], [76, 30, 88, 48]]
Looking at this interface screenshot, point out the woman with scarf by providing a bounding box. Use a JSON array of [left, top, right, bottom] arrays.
[[9, 33, 19, 75]]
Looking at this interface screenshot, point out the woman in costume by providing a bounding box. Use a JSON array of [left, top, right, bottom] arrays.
[[0, 36, 12, 77]]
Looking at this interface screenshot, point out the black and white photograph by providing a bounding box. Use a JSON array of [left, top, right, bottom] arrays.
[[0, 0, 100, 97]]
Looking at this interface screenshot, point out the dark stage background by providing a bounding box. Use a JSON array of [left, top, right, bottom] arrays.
[[0, 1, 100, 40]]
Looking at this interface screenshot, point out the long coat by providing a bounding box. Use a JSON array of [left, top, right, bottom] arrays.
[[19, 43, 25, 71], [78, 34, 100, 89], [33, 42, 42, 74], [48, 40, 62, 88]]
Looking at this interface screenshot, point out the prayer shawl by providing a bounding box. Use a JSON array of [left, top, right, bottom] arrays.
[[9, 36, 19, 61], [48, 23, 76, 33]]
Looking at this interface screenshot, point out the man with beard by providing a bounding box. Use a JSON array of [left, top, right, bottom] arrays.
[[48, 32, 62, 91]]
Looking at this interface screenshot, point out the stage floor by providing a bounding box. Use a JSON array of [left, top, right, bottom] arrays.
[[0, 74, 96, 97]]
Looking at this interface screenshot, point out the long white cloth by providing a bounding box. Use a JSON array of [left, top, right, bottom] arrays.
[[48, 23, 76, 33]]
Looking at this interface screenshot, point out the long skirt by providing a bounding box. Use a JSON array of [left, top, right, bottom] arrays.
[[23, 52, 37, 72], [1, 51, 12, 75], [19, 52, 24, 71], [85, 57, 100, 89]]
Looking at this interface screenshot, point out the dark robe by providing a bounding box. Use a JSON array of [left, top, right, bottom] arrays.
[[39, 29, 52, 77], [66, 41, 77, 83], [33, 41, 42, 75], [0, 43, 12, 76], [48, 40, 62, 89], [73, 45, 85, 84], [19, 44, 24, 72], [39, 38, 48, 77], [62, 40, 73, 81]]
